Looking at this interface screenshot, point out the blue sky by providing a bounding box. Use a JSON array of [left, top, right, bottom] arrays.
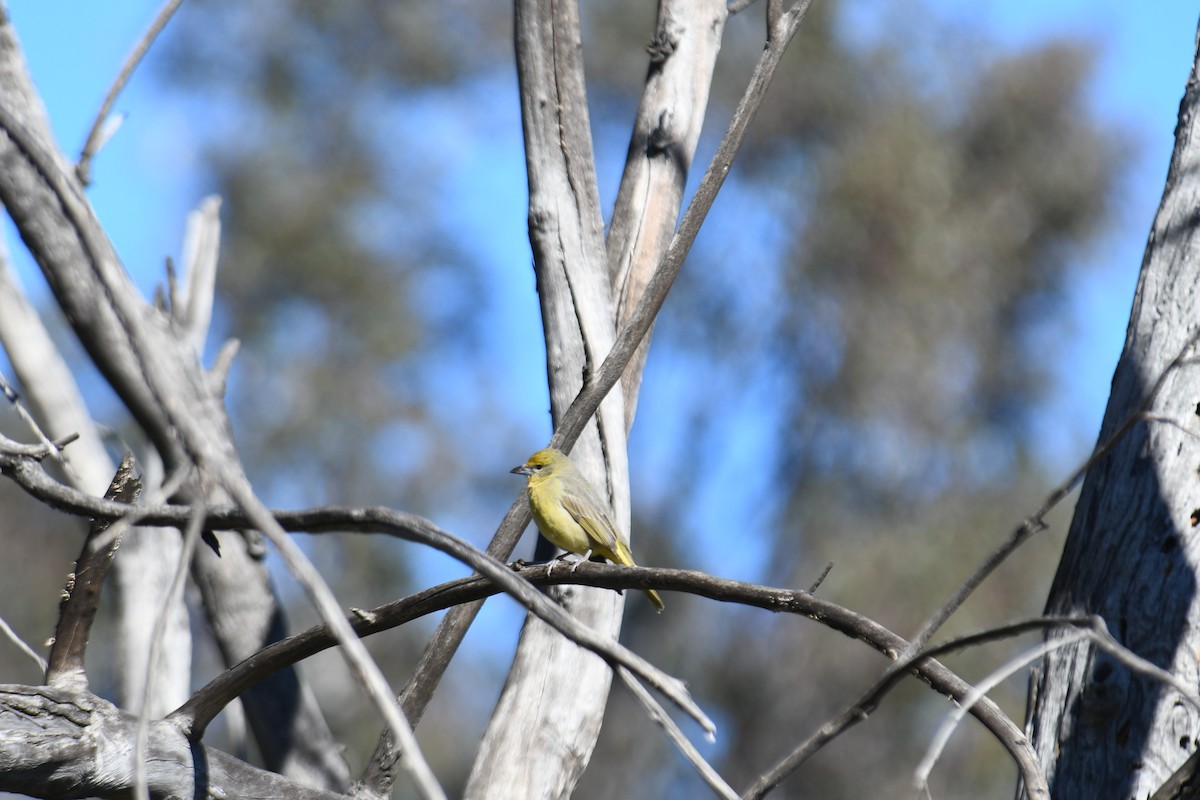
[[4, 3, 1199, 575], [8, 0, 1196, 433], [7, 2, 201, 283]]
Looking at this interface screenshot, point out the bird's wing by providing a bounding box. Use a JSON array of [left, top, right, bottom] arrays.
[[560, 490, 626, 562]]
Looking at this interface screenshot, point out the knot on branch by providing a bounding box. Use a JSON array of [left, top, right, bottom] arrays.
[[646, 29, 677, 67], [647, 110, 677, 158]]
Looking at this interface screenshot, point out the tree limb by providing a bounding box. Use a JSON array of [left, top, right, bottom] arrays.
[[45, 454, 140, 690], [75, 0, 185, 184], [0, 683, 344, 800]]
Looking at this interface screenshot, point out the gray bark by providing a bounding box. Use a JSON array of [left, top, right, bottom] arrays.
[[463, 0, 630, 796], [607, 0, 727, 430], [0, 4, 345, 788], [1027, 21, 1200, 799], [0, 683, 343, 800], [192, 540, 351, 789], [0, 12, 190, 722], [464, 2, 726, 796]]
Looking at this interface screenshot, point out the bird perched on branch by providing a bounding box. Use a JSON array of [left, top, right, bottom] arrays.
[[511, 447, 665, 613]]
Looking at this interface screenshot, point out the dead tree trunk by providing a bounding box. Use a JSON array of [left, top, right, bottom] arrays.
[[1027, 22, 1200, 799]]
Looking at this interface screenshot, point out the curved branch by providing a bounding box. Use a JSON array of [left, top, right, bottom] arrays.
[[389, 2, 818, 767], [906, 329, 1200, 658], [171, 558, 1034, 788], [1, 442, 1047, 791], [75, 0, 185, 184], [0, 459, 716, 738]]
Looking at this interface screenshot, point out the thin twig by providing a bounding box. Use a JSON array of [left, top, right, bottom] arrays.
[[904, 329, 1200, 659], [914, 631, 1087, 794], [0, 431, 78, 459], [807, 562, 833, 593], [916, 615, 1200, 794], [134, 493, 208, 800], [1142, 412, 1200, 440], [0, 612, 46, 673], [0, 373, 78, 479], [76, 0, 185, 184], [616, 667, 737, 800], [390, 0, 817, 756]]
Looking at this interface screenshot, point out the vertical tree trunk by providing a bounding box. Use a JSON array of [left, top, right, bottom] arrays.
[[463, 1, 630, 796], [607, 0, 726, 430], [1027, 22, 1200, 798], [465, 1, 726, 795]]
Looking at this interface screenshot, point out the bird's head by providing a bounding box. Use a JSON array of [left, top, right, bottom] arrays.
[[510, 447, 566, 478]]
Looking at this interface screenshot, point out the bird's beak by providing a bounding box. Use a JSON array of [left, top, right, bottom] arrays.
[[511, 464, 533, 476]]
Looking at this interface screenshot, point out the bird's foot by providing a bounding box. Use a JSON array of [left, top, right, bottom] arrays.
[[569, 550, 593, 574]]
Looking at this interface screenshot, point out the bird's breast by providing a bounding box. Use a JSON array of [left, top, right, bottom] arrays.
[[527, 476, 591, 554]]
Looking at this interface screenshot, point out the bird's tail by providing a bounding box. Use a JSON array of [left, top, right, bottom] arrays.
[[610, 540, 665, 613]]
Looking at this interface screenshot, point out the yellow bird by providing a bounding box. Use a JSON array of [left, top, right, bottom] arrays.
[[511, 447, 665, 613]]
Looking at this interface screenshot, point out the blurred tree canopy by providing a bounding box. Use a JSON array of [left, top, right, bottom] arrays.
[[0, 0, 1125, 797]]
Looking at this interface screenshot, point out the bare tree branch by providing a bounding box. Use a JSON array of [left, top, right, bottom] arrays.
[[616, 668, 737, 800], [45, 454, 140, 689], [915, 632, 1084, 798], [0, 613, 46, 674], [389, 5, 818, 779], [0, 224, 193, 720], [0, 19, 439, 795], [0, 683, 345, 800], [0, 374, 73, 479], [905, 329, 1200, 659], [607, 0, 728, 430], [75, 0, 185, 184], [919, 616, 1200, 797]]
